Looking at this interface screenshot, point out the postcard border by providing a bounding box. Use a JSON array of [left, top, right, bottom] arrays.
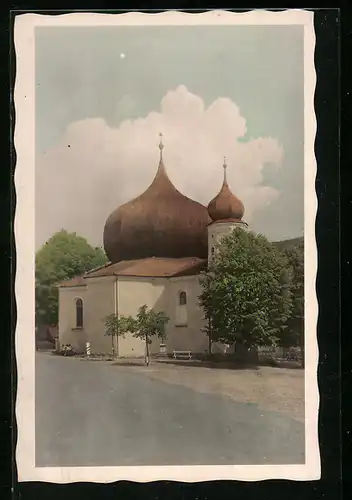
[[14, 8, 320, 483]]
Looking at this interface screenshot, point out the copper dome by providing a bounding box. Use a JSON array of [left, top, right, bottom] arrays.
[[103, 137, 210, 263], [207, 158, 245, 222]]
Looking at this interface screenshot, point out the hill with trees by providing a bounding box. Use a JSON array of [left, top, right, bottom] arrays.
[[35, 230, 108, 326], [273, 236, 304, 251]]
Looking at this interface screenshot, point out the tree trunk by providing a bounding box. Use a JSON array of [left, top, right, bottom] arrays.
[[116, 333, 119, 358], [235, 340, 247, 360], [235, 341, 258, 365], [145, 334, 150, 366], [116, 323, 119, 358], [208, 319, 212, 357], [249, 345, 259, 364], [111, 335, 115, 357]]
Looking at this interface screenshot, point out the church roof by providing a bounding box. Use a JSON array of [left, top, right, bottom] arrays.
[[58, 275, 87, 288], [207, 158, 245, 222], [103, 134, 210, 263], [58, 257, 207, 287], [85, 257, 207, 279]]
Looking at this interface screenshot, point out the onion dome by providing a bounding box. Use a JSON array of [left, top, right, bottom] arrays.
[[103, 134, 210, 263], [207, 157, 245, 222]]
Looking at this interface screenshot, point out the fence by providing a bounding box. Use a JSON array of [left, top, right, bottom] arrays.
[[258, 346, 302, 360]]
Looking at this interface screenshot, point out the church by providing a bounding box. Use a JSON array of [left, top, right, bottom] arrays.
[[58, 135, 248, 357]]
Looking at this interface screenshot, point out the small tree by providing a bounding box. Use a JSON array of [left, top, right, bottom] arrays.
[[199, 228, 293, 362], [103, 313, 131, 357], [127, 305, 169, 366]]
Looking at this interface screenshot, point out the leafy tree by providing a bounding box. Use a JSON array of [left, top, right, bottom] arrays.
[[199, 228, 293, 360], [129, 305, 169, 366], [280, 242, 304, 367], [36, 230, 108, 326], [105, 305, 169, 366], [103, 313, 132, 357]]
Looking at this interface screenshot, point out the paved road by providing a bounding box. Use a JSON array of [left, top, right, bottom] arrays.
[[35, 352, 305, 466]]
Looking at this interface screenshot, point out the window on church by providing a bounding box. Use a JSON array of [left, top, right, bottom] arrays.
[[211, 247, 215, 256], [179, 291, 187, 306], [75, 298, 83, 328], [176, 291, 188, 327]]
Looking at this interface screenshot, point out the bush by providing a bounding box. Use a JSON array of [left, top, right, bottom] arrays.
[[53, 344, 76, 357]]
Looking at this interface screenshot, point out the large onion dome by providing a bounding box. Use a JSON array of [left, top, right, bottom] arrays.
[[103, 135, 210, 263], [207, 158, 245, 222]]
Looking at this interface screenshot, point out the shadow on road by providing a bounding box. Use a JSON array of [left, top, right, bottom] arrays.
[[158, 359, 303, 370], [111, 360, 147, 367], [155, 359, 259, 370], [106, 358, 301, 371], [110, 358, 259, 371]]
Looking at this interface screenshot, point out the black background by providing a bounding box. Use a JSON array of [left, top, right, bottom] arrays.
[[2, 6, 346, 500]]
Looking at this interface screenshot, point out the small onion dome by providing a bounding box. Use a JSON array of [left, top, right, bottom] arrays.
[[103, 135, 210, 263], [207, 158, 245, 222]]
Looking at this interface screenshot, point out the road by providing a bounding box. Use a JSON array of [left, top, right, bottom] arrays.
[[35, 352, 305, 466]]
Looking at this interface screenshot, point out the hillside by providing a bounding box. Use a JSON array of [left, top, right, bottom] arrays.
[[273, 236, 304, 251]]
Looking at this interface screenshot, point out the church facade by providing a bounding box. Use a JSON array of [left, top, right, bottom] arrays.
[[58, 137, 248, 357]]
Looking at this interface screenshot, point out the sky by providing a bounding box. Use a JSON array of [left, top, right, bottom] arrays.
[[35, 24, 304, 250]]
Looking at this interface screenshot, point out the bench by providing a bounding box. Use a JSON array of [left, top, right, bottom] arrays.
[[173, 350, 192, 360]]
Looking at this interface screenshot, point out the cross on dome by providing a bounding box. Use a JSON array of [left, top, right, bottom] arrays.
[[158, 132, 164, 162], [207, 156, 245, 222], [223, 156, 228, 183], [159, 132, 164, 150]]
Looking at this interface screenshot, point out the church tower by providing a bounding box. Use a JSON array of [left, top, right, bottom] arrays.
[[207, 157, 248, 263]]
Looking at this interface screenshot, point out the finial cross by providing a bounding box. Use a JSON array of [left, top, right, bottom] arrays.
[[223, 156, 228, 183], [159, 132, 164, 151]]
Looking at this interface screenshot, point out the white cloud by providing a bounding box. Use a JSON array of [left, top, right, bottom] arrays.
[[35, 85, 284, 249]]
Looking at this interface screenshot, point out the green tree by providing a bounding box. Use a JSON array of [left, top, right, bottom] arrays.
[[36, 230, 108, 326], [106, 305, 169, 366], [280, 242, 304, 367], [103, 313, 133, 357], [131, 305, 169, 366], [199, 228, 293, 361]]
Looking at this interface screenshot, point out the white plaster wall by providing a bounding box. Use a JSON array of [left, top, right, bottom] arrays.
[[58, 286, 87, 353], [117, 277, 166, 357], [84, 276, 116, 354], [164, 276, 208, 354], [208, 221, 247, 262], [58, 273, 215, 357]]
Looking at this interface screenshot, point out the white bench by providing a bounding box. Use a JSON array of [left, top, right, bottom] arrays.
[[173, 350, 192, 360]]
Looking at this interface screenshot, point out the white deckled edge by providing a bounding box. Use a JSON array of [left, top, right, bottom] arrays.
[[14, 9, 320, 483], [303, 13, 321, 480]]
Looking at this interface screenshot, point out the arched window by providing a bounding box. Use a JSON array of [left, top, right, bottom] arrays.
[[176, 291, 188, 327], [211, 247, 215, 256], [179, 291, 187, 306], [75, 298, 83, 328]]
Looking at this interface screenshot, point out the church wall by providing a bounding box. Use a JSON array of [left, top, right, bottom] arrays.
[[58, 286, 88, 353], [117, 277, 167, 357], [164, 276, 208, 355], [84, 276, 116, 354], [58, 273, 218, 358], [208, 221, 247, 261]]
